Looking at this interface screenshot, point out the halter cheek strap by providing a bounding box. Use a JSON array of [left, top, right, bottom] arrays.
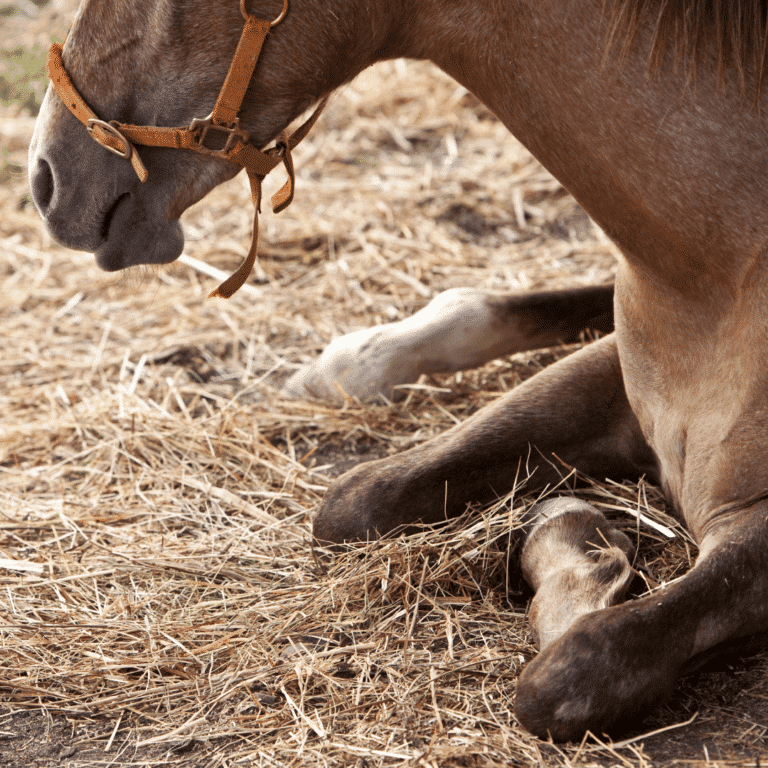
[[46, 0, 326, 299]]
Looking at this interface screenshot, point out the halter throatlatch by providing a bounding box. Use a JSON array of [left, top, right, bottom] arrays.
[[46, 0, 326, 298]]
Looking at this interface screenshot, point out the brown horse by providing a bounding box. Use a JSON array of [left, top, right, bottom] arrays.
[[28, 0, 768, 742]]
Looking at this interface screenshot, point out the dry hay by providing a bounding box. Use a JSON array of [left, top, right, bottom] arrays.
[[0, 1, 767, 766]]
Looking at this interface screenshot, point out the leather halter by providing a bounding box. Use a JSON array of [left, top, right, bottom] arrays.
[[46, 0, 326, 298]]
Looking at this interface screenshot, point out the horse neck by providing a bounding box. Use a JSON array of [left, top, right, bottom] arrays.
[[221, 0, 766, 297], [407, 0, 768, 299]]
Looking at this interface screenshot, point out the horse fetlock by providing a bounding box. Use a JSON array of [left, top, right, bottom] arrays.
[[521, 498, 634, 649], [284, 325, 419, 404], [515, 605, 680, 741]]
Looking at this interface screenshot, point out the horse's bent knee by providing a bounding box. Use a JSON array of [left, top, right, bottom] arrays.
[[312, 457, 432, 544]]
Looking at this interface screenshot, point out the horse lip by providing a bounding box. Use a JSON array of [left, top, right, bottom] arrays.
[[94, 211, 184, 272], [100, 192, 130, 243], [95, 243, 127, 272]]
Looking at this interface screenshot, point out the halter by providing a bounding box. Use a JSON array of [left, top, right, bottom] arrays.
[[46, 0, 326, 298]]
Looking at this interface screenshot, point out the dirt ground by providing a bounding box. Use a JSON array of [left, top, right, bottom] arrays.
[[1, 0, 768, 765]]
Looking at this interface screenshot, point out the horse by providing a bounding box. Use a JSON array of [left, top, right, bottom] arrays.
[[28, 0, 768, 742]]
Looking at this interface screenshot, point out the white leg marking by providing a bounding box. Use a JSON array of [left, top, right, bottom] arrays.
[[283, 288, 526, 404]]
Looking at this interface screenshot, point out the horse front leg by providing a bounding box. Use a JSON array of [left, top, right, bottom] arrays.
[[286, 284, 613, 404], [521, 497, 636, 650], [313, 333, 656, 543], [515, 507, 768, 741]]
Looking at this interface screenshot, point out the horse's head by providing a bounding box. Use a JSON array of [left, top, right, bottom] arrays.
[[28, 0, 398, 274]]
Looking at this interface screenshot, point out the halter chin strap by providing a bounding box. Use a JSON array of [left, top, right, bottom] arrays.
[[46, 0, 326, 298]]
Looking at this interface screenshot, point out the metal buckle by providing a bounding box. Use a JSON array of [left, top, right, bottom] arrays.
[[86, 119, 133, 160], [188, 113, 250, 156]]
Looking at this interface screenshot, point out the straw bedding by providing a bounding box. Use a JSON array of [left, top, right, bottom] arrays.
[[0, 1, 767, 765]]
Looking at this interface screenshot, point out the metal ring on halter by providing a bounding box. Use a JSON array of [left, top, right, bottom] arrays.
[[86, 119, 133, 160], [239, 0, 288, 25], [270, 0, 288, 26]]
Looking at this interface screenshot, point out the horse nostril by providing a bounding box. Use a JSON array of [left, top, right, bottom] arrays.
[[30, 158, 54, 214]]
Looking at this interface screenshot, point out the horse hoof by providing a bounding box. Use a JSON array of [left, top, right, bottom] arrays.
[[521, 498, 635, 649], [514, 605, 679, 741]]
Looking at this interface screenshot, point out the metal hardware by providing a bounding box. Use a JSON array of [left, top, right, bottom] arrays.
[[188, 113, 250, 156], [86, 119, 133, 159], [270, 0, 288, 26], [240, 0, 288, 25]]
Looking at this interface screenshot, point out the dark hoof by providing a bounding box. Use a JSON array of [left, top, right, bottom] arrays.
[[312, 458, 428, 545], [514, 606, 679, 741]]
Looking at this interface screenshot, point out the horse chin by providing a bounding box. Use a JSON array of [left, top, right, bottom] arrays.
[[95, 218, 184, 272]]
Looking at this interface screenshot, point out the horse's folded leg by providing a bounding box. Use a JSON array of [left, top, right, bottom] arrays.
[[313, 334, 657, 544], [521, 497, 635, 650], [514, 508, 768, 742], [286, 285, 614, 405]]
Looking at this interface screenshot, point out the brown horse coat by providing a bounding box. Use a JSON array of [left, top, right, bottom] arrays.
[[28, 0, 768, 741]]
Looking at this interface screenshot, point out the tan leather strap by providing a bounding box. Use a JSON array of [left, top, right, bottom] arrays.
[[47, 42, 151, 181], [46, 0, 326, 298], [211, 15, 271, 127], [211, 168, 263, 299]]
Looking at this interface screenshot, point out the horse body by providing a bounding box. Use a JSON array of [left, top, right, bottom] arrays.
[[429, 0, 768, 535], [28, 0, 768, 741]]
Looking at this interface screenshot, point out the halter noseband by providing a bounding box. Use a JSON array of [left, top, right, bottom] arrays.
[[46, 0, 326, 298]]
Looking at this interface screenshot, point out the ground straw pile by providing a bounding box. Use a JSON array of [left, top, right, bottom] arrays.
[[0, 1, 767, 765]]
